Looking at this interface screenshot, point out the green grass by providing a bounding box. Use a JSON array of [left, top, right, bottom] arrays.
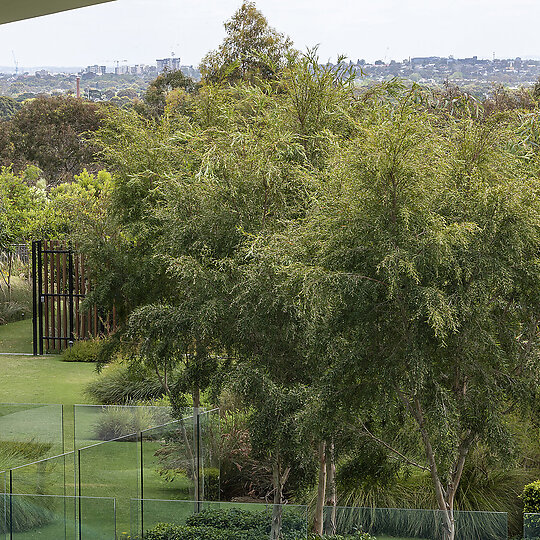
[[0, 319, 193, 533], [0, 353, 97, 406], [0, 318, 33, 354]]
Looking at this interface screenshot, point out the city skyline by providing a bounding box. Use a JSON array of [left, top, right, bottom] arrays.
[[0, 0, 539, 70]]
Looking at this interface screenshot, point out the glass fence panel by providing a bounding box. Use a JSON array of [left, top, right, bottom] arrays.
[[78, 433, 139, 535], [323, 506, 508, 540], [0, 474, 5, 540], [5, 494, 115, 540], [131, 498, 308, 540], [200, 409, 220, 502], [78, 496, 116, 540], [73, 404, 173, 451], [8, 494, 76, 540], [140, 409, 220, 503], [10, 452, 75, 498], [141, 416, 196, 502], [0, 404, 64, 465], [524, 513, 540, 538]]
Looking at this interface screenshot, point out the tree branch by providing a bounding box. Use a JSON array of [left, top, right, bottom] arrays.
[[356, 420, 430, 472]]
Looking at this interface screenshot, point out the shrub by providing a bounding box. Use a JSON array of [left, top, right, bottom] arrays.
[[61, 339, 104, 362], [204, 467, 221, 501], [0, 275, 32, 324], [0, 495, 55, 534], [145, 523, 265, 540], [0, 442, 55, 533], [145, 507, 309, 540], [185, 507, 306, 536], [308, 534, 376, 540], [0, 301, 27, 324], [84, 362, 166, 404], [92, 405, 160, 441], [522, 480, 540, 513]]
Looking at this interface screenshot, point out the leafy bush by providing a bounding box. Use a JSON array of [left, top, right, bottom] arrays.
[[185, 507, 305, 535], [61, 339, 104, 362], [204, 467, 221, 501], [145, 523, 265, 540], [84, 362, 166, 404], [522, 480, 540, 513], [308, 534, 375, 540], [145, 507, 308, 540]]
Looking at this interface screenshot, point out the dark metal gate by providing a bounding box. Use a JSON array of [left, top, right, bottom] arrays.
[[32, 240, 116, 355]]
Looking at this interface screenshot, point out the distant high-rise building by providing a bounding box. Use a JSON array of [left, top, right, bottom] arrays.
[[157, 57, 181, 73], [84, 65, 106, 75]]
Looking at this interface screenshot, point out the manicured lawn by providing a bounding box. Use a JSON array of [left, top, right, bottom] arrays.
[[0, 319, 100, 457], [0, 353, 97, 406], [0, 318, 98, 406], [0, 318, 33, 354]]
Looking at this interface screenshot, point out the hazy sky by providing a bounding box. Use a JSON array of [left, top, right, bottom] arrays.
[[0, 0, 539, 69]]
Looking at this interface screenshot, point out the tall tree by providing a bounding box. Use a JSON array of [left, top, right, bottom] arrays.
[[263, 88, 540, 540], [200, 1, 292, 84]]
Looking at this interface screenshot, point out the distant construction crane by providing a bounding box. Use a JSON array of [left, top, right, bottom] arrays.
[[11, 50, 18, 75], [106, 59, 127, 73]]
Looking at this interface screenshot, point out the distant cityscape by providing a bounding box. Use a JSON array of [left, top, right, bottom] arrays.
[[0, 57, 200, 78], [2, 55, 540, 102], [354, 55, 540, 90]]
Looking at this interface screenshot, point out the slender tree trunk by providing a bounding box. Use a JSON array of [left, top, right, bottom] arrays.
[[440, 502, 455, 540], [7, 252, 12, 301], [193, 387, 201, 502], [325, 440, 337, 535], [270, 461, 290, 540], [313, 440, 327, 535], [270, 463, 284, 540]]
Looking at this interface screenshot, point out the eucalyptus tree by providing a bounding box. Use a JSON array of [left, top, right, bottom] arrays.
[[200, 1, 293, 84], [258, 87, 540, 539]]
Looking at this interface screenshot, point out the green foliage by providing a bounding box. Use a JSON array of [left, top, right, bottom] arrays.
[[0, 441, 54, 534], [141, 69, 197, 118], [0, 166, 46, 243], [0, 166, 111, 244], [92, 405, 156, 441], [145, 523, 262, 540], [61, 339, 104, 362], [74, 41, 540, 531], [0, 276, 32, 324], [200, 1, 292, 83], [84, 362, 167, 404], [522, 481, 540, 513], [145, 508, 307, 540], [0, 495, 54, 534], [0, 440, 52, 470], [0, 96, 21, 120], [0, 96, 104, 184], [307, 534, 375, 540]]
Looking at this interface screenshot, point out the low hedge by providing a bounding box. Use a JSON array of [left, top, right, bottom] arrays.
[[146, 523, 272, 540], [145, 507, 376, 540], [185, 507, 305, 535], [146, 524, 375, 540]]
